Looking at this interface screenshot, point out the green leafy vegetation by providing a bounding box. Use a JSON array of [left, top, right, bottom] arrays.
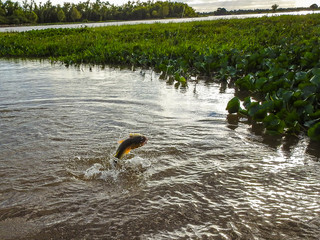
[[230, 43, 320, 139], [226, 97, 240, 114], [0, 0, 196, 25], [0, 14, 320, 140]]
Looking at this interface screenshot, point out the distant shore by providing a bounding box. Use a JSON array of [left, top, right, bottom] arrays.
[[1, 10, 320, 33]]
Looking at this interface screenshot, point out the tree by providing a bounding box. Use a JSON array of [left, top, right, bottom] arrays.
[[0, 0, 198, 25], [151, 9, 158, 18], [161, 3, 169, 18], [310, 4, 318, 9], [4, 0, 20, 16], [27, 10, 38, 22], [215, 8, 228, 15], [62, 2, 71, 21], [0, 6, 5, 16], [272, 4, 279, 12], [90, 0, 101, 21], [132, 6, 147, 19], [70, 6, 81, 21], [57, 9, 65, 22], [12, 8, 27, 23], [0, 3, 8, 24]]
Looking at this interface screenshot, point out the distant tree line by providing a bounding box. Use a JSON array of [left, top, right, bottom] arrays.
[[0, 0, 197, 25], [200, 4, 319, 16]]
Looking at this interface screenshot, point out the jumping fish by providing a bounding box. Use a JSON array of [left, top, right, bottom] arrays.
[[114, 133, 148, 159]]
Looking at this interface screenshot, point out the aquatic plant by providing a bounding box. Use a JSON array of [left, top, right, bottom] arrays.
[[226, 39, 320, 140], [0, 14, 319, 139]]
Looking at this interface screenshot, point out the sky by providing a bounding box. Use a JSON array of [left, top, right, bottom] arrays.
[[16, 0, 320, 12]]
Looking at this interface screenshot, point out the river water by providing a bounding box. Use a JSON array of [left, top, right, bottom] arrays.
[[1, 10, 320, 32], [0, 59, 319, 239]]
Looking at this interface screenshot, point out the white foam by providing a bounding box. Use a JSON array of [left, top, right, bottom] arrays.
[[99, 169, 120, 181], [83, 163, 104, 180], [83, 163, 119, 181], [125, 156, 151, 169], [83, 157, 151, 181]]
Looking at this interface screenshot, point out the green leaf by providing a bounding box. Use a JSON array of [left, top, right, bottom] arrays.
[[273, 99, 284, 111], [263, 114, 286, 134], [261, 100, 274, 112], [243, 97, 251, 109], [235, 74, 254, 90], [303, 51, 313, 60], [310, 68, 320, 89], [239, 109, 249, 116], [310, 75, 320, 88], [178, 76, 186, 83], [299, 83, 317, 99], [247, 102, 267, 121], [309, 110, 320, 119], [247, 102, 259, 117], [254, 109, 267, 121], [276, 108, 289, 120], [312, 68, 320, 76], [281, 90, 294, 104], [174, 73, 186, 83], [226, 97, 240, 114], [293, 90, 302, 99], [286, 121, 300, 133], [304, 104, 314, 115], [286, 110, 300, 124], [293, 100, 309, 108], [255, 77, 268, 89], [295, 71, 308, 82], [308, 122, 320, 141], [226, 66, 237, 76]]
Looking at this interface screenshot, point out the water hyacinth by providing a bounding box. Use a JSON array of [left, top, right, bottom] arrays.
[[0, 14, 320, 139]]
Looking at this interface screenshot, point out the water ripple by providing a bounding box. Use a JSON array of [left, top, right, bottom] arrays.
[[0, 60, 319, 239]]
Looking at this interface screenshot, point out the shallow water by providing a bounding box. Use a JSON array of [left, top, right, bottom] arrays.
[[0, 59, 319, 239]]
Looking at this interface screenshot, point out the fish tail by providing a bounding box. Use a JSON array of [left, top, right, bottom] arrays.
[[114, 151, 120, 159]]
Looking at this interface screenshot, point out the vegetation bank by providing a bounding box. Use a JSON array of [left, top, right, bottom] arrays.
[[0, 14, 319, 140]]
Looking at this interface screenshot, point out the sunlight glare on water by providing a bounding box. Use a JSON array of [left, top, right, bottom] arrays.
[[0, 59, 319, 240]]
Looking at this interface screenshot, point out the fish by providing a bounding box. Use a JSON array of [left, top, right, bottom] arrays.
[[114, 133, 148, 159]]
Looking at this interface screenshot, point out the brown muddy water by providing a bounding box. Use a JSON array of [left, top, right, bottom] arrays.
[[0, 59, 319, 239]]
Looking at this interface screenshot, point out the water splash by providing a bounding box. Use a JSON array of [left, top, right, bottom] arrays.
[[82, 156, 151, 182]]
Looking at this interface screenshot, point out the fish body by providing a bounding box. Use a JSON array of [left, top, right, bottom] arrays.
[[114, 134, 147, 159]]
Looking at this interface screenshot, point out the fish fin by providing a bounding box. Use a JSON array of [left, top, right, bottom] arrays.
[[118, 139, 124, 144], [124, 148, 131, 154], [129, 133, 141, 138]]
